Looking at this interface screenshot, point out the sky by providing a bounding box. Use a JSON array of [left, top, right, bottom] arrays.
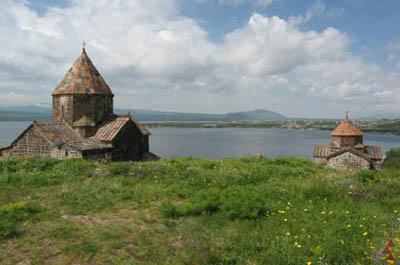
[[1, 0, 400, 118]]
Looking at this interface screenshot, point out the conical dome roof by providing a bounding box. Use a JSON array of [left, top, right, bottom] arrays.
[[332, 114, 363, 136], [52, 48, 113, 96]]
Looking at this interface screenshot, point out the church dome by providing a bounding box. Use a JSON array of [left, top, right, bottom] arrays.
[[52, 48, 113, 96], [331, 114, 363, 136]]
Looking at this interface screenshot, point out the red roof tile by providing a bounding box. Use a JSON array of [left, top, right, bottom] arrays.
[[90, 115, 150, 142], [332, 116, 363, 136], [52, 48, 113, 96]]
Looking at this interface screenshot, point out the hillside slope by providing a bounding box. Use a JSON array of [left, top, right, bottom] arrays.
[[0, 105, 287, 121], [0, 157, 399, 264]]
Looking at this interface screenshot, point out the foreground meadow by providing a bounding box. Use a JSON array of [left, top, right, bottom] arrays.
[[0, 156, 399, 264]]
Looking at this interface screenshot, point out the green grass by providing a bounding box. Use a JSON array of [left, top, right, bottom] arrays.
[[0, 156, 399, 264]]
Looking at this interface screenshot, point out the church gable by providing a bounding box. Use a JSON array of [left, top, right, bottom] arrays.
[[327, 150, 371, 173], [2, 124, 55, 158], [110, 120, 148, 161]]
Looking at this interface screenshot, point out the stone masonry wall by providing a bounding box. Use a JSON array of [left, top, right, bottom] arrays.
[[3, 127, 53, 158], [327, 151, 371, 173], [53, 95, 74, 125], [331, 136, 363, 148], [83, 150, 112, 163], [51, 145, 83, 159], [53, 94, 113, 126], [314, 158, 327, 165], [112, 121, 147, 161]]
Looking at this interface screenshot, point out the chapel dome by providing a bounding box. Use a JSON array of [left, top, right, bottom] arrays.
[[52, 48, 113, 96]]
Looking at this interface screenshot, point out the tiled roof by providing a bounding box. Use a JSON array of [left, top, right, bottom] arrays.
[[90, 115, 150, 142], [314, 145, 382, 161], [62, 140, 113, 151], [33, 121, 83, 145], [314, 145, 331, 158], [332, 116, 363, 136], [365, 146, 383, 160], [52, 48, 113, 96], [6, 121, 112, 151]]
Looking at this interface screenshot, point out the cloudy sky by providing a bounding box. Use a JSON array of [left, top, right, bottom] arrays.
[[1, 0, 400, 118]]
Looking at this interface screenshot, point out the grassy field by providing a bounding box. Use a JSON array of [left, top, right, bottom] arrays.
[[0, 156, 399, 264]]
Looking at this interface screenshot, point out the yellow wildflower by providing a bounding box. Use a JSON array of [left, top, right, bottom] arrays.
[[394, 209, 398, 214], [278, 210, 286, 214], [346, 224, 351, 228], [304, 208, 308, 212], [286, 232, 291, 236], [340, 240, 345, 245], [284, 218, 288, 222], [306, 262, 312, 265], [363, 232, 368, 236], [387, 260, 394, 264], [321, 211, 326, 215], [345, 210, 350, 214]]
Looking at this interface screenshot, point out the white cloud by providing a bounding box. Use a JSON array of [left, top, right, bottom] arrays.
[[0, 0, 399, 117], [193, 0, 277, 7]]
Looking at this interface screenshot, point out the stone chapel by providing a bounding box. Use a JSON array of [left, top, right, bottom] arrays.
[[0, 47, 154, 162], [314, 113, 383, 173]]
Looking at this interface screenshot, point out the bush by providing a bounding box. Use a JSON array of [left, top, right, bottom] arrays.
[[161, 186, 270, 220], [356, 170, 376, 183], [159, 201, 180, 218], [384, 148, 400, 169], [219, 186, 269, 219], [0, 201, 42, 239]]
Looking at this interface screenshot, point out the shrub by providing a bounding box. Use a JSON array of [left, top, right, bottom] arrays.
[[159, 201, 180, 218], [356, 170, 376, 183], [219, 186, 269, 219], [384, 148, 400, 169], [0, 201, 42, 239], [161, 186, 270, 220]]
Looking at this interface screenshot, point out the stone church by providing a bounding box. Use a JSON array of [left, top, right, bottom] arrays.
[[0, 48, 154, 162], [314, 114, 383, 173]]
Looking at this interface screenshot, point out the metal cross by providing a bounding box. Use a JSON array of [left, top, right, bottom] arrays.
[[346, 110, 349, 119], [82, 41, 86, 49]]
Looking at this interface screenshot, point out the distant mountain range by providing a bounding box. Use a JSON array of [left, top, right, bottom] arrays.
[[0, 106, 288, 122]]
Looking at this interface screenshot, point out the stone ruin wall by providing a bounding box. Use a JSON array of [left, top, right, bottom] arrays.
[[327, 151, 371, 173]]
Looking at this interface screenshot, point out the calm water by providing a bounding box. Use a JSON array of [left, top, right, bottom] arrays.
[[1, 121, 399, 159]]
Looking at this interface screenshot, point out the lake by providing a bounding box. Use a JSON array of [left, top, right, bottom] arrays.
[[1, 121, 399, 159]]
